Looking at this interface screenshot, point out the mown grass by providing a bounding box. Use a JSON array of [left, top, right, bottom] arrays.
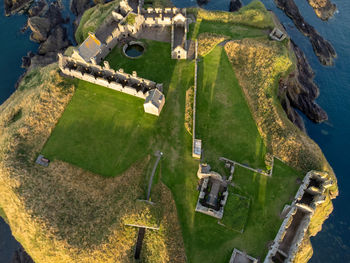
[[221, 192, 250, 233], [196, 46, 267, 169], [42, 80, 157, 177]]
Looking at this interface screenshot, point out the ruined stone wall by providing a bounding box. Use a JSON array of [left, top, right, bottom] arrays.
[[58, 54, 157, 100], [264, 171, 332, 263]]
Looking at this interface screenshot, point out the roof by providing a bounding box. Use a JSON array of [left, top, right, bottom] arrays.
[[145, 89, 164, 108], [78, 33, 102, 62], [173, 13, 186, 23]]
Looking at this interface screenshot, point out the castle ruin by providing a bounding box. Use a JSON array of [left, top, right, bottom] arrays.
[[264, 170, 333, 263], [58, 0, 192, 116], [58, 53, 165, 116]]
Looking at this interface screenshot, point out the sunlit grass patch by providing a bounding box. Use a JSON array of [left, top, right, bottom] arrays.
[[196, 45, 267, 169], [221, 192, 250, 233], [42, 80, 157, 177]]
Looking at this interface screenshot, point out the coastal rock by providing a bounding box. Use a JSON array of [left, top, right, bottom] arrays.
[[307, 0, 336, 21], [278, 41, 328, 130], [70, 0, 92, 17], [197, 0, 210, 6], [28, 0, 47, 17], [27, 16, 51, 42], [274, 0, 336, 66], [4, 0, 33, 16], [229, 0, 242, 12], [11, 246, 34, 263], [21, 51, 35, 68], [45, 1, 65, 28], [38, 25, 70, 55], [28, 52, 58, 70]]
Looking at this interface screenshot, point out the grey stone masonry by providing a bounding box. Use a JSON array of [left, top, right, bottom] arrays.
[[264, 170, 332, 263], [58, 53, 166, 116]]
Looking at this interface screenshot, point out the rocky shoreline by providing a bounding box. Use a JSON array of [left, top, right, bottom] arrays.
[[274, 0, 336, 66], [279, 41, 328, 131], [307, 0, 336, 21], [4, 0, 33, 16], [229, 0, 242, 12], [4, 0, 97, 71]]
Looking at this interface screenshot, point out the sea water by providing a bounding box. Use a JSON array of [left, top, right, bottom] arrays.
[[0, 0, 349, 262]]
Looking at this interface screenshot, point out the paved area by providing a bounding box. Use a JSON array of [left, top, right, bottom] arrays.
[[138, 26, 171, 42]]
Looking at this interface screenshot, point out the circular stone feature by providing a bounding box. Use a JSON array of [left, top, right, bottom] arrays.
[[123, 42, 145, 58]]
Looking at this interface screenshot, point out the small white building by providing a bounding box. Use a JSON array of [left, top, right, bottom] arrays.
[[143, 89, 165, 116]]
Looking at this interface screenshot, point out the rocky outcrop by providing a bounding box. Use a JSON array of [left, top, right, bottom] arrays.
[[27, 1, 66, 42], [278, 41, 327, 131], [11, 246, 34, 263], [4, 0, 33, 16], [27, 16, 51, 42], [70, 0, 92, 17], [274, 0, 336, 66], [197, 0, 210, 6], [229, 0, 242, 12], [45, 1, 66, 28], [38, 25, 70, 55], [307, 0, 336, 21], [27, 0, 47, 17]]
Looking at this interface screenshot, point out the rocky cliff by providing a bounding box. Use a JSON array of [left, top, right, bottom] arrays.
[[23, 1, 70, 70], [229, 0, 242, 12], [274, 0, 336, 66], [307, 0, 336, 21], [278, 41, 328, 131], [4, 0, 33, 16]]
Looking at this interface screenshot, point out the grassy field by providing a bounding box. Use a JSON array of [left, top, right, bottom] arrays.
[[196, 46, 267, 170], [41, 38, 304, 261], [42, 80, 157, 177]]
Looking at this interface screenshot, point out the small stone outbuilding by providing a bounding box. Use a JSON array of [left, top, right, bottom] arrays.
[[143, 89, 165, 116]]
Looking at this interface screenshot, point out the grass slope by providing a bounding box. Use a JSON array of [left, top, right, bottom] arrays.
[[75, 1, 120, 44], [42, 81, 157, 177], [196, 46, 267, 169]]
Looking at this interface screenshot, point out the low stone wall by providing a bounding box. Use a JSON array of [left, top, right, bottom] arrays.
[[192, 40, 199, 158]]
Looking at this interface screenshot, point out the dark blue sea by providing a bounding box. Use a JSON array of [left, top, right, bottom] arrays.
[[0, 0, 349, 262]]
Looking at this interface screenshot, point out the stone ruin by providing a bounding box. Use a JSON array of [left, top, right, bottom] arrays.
[[71, 0, 189, 64], [58, 53, 165, 116], [264, 170, 333, 263], [195, 163, 229, 219], [269, 27, 287, 41], [229, 248, 258, 263]]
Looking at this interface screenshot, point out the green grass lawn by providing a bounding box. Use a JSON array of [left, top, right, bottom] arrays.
[[42, 80, 157, 177], [189, 20, 267, 40], [196, 46, 267, 170], [221, 192, 250, 233], [43, 39, 303, 262]]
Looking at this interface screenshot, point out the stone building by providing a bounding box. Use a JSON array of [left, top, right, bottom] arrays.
[[171, 13, 188, 59], [73, 32, 103, 63], [195, 163, 229, 219], [143, 89, 165, 116], [58, 53, 166, 116], [264, 171, 333, 263]]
